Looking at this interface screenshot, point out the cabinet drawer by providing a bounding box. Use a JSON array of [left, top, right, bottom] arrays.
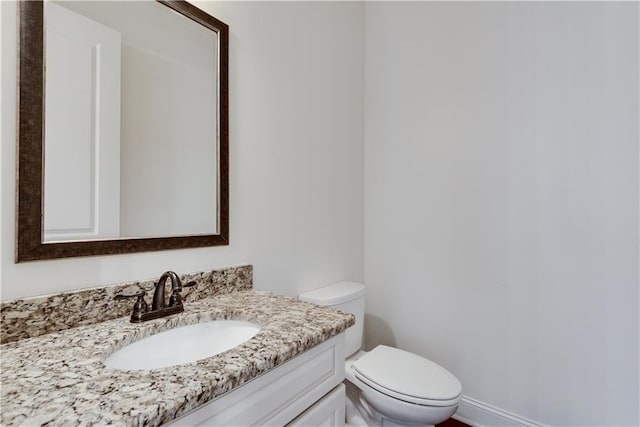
[[287, 384, 345, 427]]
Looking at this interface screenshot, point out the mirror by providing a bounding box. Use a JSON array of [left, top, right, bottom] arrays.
[[16, 0, 229, 262]]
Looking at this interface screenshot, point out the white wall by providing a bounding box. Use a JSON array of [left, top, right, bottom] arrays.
[[0, 1, 364, 300], [364, 2, 638, 426], [117, 4, 217, 237]]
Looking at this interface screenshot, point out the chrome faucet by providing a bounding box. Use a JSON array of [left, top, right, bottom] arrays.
[[115, 271, 196, 323]]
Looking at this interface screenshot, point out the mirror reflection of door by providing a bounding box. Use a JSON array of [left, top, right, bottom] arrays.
[[44, 2, 121, 241], [43, 0, 218, 243]]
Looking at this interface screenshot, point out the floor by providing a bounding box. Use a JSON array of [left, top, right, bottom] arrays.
[[436, 418, 470, 427]]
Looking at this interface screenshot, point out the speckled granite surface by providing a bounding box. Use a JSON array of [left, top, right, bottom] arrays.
[[1, 290, 355, 426], [0, 265, 252, 343]]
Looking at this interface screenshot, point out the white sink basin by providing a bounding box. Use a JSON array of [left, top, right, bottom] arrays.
[[104, 320, 261, 370]]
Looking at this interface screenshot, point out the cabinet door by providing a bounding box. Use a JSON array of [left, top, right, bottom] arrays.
[[287, 384, 345, 427]]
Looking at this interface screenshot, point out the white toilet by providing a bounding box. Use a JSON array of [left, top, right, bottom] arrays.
[[299, 282, 462, 427]]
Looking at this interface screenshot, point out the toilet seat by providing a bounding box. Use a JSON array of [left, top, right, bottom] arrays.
[[351, 345, 462, 407]]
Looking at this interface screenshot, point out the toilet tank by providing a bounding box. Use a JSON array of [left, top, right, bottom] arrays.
[[299, 282, 365, 358]]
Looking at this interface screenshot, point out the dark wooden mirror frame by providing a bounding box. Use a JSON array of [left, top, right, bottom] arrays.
[[16, 0, 229, 262]]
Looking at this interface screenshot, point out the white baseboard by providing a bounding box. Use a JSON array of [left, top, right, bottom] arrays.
[[453, 395, 546, 427]]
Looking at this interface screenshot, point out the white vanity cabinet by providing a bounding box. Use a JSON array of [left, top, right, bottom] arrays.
[[170, 333, 346, 426]]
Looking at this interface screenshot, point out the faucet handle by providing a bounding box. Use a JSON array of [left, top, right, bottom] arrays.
[[114, 291, 148, 321], [168, 281, 197, 307], [114, 290, 146, 300]]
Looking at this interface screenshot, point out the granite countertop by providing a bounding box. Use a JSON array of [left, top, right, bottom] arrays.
[[0, 290, 355, 426]]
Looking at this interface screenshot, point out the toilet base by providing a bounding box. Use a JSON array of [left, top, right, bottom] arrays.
[[345, 379, 448, 427]]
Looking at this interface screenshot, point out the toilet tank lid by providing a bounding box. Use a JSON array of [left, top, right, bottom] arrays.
[[299, 282, 365, 306]]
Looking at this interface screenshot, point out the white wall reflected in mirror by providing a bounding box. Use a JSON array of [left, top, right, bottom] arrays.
[[43, 0, 218, 242]]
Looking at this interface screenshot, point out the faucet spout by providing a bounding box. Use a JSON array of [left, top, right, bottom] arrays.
[[152, 271, 182, 311]]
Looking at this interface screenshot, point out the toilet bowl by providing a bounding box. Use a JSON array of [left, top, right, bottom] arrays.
[[344, 346, 461, 426], [299, 282, 462, 427]]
